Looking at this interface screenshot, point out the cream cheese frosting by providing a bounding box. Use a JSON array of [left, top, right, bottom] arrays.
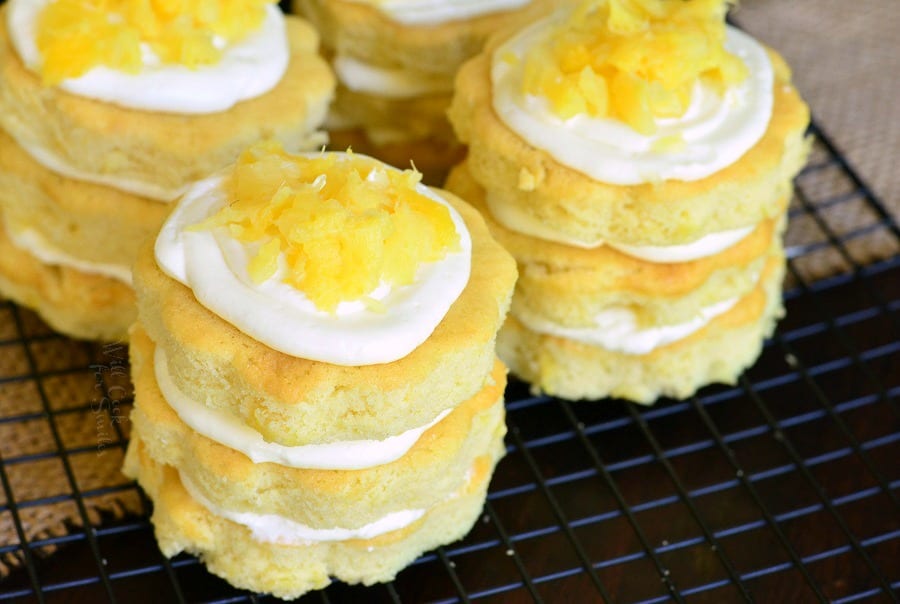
[[333, 54, 453, 98], [345, 0, 530, 25], [607, 226, 756, 263], [179, 470, 426, 545], [7, 0, 289, 114], [518, 296, 740, 355], [154, 346, 451, 469], [491, 19, 774, 185], [4, 219, 132, 284], [155, 157, 472, 365]]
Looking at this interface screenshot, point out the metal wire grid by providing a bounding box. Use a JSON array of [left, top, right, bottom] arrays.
[[0, 121, 896, 603]]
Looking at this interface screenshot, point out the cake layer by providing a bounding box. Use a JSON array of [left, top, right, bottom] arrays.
[[134, 188, 516, 446], [446, 161, 781, 328], [497, 253, 786, 402], [129, 324, 507, 526], [294, 0, 554, 80], [124, 431, 503, 600], [331, 85, 456, 146], [0, 129, 167, 269], [448, 37, 810, 247], [0, 12, 334, 201], [0, 212, 134, 341]]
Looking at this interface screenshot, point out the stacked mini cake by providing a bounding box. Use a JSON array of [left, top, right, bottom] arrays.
[[294, 0, 558, 182], [447, 0, 810, 402], [0, 0, 334, 340], [123, 144, 517, 598]]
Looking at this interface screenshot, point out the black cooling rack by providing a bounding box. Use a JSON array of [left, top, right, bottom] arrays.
[[0, 120, 898, 603]]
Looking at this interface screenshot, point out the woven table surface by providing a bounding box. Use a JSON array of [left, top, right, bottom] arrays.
[[736, 0, 899, 278]]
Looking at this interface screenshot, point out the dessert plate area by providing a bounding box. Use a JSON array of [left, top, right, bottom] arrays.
[[0, 121, 897, 602]]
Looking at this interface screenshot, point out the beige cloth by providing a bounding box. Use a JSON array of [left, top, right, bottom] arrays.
[[1, 0, 898, 575], [736, 0, 900, 281]]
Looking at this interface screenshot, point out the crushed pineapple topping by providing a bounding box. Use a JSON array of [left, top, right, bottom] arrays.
[[198, 144, 461, 313], [35, 0, 275, 84], [519, 0, 747, 134]]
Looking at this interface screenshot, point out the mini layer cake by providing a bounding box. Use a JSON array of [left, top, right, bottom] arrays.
[[294, 0, 558, 182], [0, 0, 334, 339], [447, 0, 810, 402], [449, 163, 785, 401], [125, 144, 517, 598]]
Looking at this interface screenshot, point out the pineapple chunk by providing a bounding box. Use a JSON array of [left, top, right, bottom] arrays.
[[611, 71, 653, 134], [520, 0, 744, 135], [198, 143, 461, 314], [35, 0, 274, 84]]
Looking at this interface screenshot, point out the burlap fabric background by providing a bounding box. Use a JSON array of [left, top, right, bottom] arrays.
[[736, 0, 899, 280], [1, 0, 897, 576]]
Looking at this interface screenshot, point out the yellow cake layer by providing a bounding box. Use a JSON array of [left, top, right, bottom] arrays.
[[294, 0, 558, 79], [0, 210, 134, 341], [331, 84, 457, 146], [497, 253, 786, 402], [0, 129, 168, 267]]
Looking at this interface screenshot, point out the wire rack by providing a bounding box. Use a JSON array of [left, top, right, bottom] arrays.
[[0, 118, 898, 603]]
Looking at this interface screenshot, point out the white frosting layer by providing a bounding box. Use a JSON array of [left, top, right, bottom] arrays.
[[4, 220, 132, 284], [608, 226, 755, 263], [155, 156, 472, 365], [345, 0, 530, 25], [8, 0, 289, 114], [334, 55, 453, 99], [491, 21, 774, 185], [180, 470, 425, 545], [487, 196, 756, 260], [154, 346, 451, 470], [519, 297, 740, 355]]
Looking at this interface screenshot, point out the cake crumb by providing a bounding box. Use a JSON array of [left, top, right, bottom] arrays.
[[518, 167, 537, 191]]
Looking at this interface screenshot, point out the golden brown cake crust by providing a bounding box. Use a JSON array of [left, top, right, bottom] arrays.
[[129, 323, 507, 527], [294, 0, 558, 77], [0, 129, 169, 266], [0, 214, 135, 341], [134, 189, 517, 446], [497, 254, 786, 403], [448, 39, 811, 246], [0, 12, 335, 200]]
